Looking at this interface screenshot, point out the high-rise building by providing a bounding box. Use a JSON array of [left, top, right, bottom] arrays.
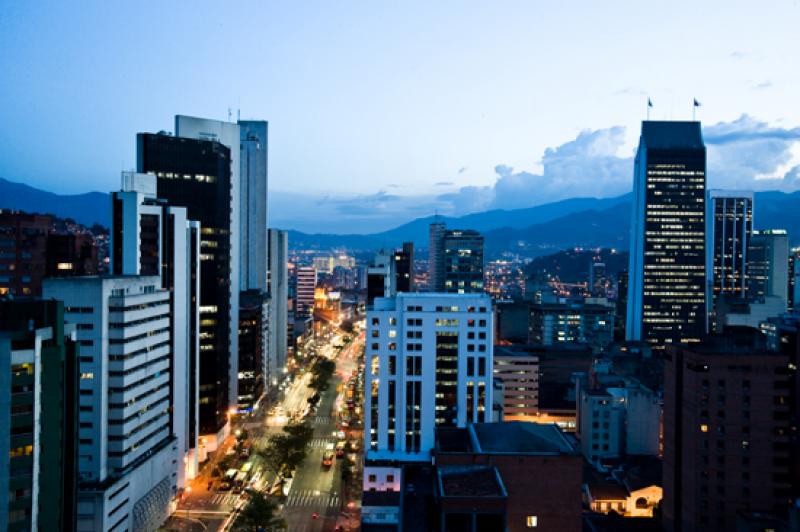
[[428, 221, 446, 292], [443, 229, 484, 293], [295, 266, 317, 319], [267, 229, 289, 383], [394, 241, 414, 293], [44, 276, 180, 532], [747, 229, 789, 307], [627, 121, 707, 346], [706, 190, 753, 301], [110, 171, 201, 481], [238, 120, 268, 293], [0, 299, 79, 532], [364, 293, 493, 462], [238, 289, 268, 411], [137, 121, 237, 445], [663, 333, 793, 532]]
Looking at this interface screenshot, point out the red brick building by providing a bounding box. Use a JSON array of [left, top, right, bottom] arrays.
[[663, 333, 793, 532], [436, 422, 583, 532]]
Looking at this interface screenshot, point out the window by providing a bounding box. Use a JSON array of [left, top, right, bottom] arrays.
[[372, 318, 380, 326], [526, 515, 538, 528], [371, 330, 379, 338], [389, 318, 397, 325], [387, 475, 394, 482], [368, 475, 376, 482]]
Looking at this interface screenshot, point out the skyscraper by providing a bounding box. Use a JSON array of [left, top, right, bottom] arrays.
[[747, 229, 789, 307], [364, 293, 494, 462], [267, 229, 289, 383], [238, 120, 268, 293], [428, 221, 446, 291], [706, 190, 753, 330], [137, 126, 236, 446], [627, 121, 707, 346], [443, 229, 484, 293], [111, 171, 201, 482]]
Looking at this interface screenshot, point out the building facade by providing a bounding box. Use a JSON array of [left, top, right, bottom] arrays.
[[528, 300, 615, 351], [492, 350, 539, 418], [394, 242, 414, 293], [663, 335, 793, 532], [267, 229, 288, 384], [428, 221, 446, 292], [44, 276, 180, 532], [706, 190, 753, 312], [137, 126, 235, 445], [442, 229, 484, 294], [295, 266, 317, 319], [747, 229, 789, 307], [364, 293, 493, 462], [0, 299, 79, 532], [110, 171, 201, 481], [627, 121, 707, 347]]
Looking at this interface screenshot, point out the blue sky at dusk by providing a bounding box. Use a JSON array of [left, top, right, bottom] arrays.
[[1, 1, 799, 233]]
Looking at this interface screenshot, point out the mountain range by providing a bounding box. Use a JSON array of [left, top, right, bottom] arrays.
[[3, 177, 800, 257]]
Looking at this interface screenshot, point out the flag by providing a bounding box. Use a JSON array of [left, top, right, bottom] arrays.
[[693, 98, 701, 107], [647, 98, 653, 108]]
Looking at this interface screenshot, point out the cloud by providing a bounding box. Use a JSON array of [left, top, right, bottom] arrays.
[[273, 116, 800, 233], [704, 115, 800, 190], [752, 81, 772, 90], [439, 126, 633, 212]]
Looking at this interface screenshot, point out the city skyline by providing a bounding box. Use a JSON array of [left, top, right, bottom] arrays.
[[2, 2, 800, 232]]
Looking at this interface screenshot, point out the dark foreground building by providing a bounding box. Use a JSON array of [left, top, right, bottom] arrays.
[[663, 331, 793, 532], [0, 299, 79, 531]]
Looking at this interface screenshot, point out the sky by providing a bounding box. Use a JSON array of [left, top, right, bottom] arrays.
[[1, 1, 799, 233]]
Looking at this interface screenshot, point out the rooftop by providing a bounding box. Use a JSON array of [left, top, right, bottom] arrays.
[[471, 421, 577, 455], [640, 120, 704, 150], [437, 466, 506, 498]]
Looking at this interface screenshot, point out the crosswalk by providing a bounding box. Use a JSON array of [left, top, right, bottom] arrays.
[[209, 493, 240, 507], [309, 437, 334, 449], [311, 415, 333, 425], [285, 489, 340, 508]]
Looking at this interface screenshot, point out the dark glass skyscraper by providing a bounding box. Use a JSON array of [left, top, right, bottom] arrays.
[[137, 132, 233, 436], [443, 229, 484, 294], [627, 121, 707, 346]]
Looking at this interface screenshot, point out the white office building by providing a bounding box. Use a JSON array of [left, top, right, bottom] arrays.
[[110, 171, 201, 484], [267, 229, 289, 384], [364, 293, 494, 463], [44, 276, 179, 532]]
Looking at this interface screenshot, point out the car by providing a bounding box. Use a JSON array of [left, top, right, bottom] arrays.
[[322, 451, 335, 467], [335, 441, 346, 457]]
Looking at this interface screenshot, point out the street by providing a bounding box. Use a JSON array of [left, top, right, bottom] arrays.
[[162, 327, 364, 532]]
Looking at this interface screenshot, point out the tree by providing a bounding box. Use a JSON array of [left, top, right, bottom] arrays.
[[232, 490, 286, 531]]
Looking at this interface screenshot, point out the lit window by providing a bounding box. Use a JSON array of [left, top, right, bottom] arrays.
[[700, 424, 708, 433], [526, 515, 538, 527]]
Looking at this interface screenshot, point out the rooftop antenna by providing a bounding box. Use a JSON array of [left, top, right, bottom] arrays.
[[692, 98, 702, 121], [646, 97, 653, 120], [227, 107, 232, 122]]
